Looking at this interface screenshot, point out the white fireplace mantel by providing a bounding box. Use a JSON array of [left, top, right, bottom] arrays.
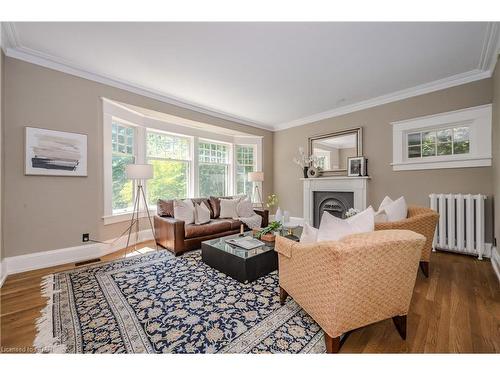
[[302, 176, 370, 225]]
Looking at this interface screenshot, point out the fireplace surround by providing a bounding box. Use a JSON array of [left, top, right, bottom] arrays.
[[302, 176, 369, 226]]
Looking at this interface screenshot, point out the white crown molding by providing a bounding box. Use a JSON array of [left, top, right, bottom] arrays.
[[3, 22, 499, 133], [478, 22, 500, 72], [1, 22, 20, 51], [1, 23, 273, 132]]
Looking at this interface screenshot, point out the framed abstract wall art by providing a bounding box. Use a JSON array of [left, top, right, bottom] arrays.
[[25, 127, 88, 176]]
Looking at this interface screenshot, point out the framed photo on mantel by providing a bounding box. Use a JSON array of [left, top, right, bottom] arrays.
[[25, 127, 88, 176], [347, 156, 367, 177]]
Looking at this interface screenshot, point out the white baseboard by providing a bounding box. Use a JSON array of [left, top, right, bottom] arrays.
[[491, 246, 500, 284], [0, 259, 7, 288], [3, 229, 155, 277]]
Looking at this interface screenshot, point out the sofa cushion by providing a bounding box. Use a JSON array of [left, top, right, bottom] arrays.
[[157, 199, 174, 217], [217, 218, 243, 230], [184, 220, 232, 239]]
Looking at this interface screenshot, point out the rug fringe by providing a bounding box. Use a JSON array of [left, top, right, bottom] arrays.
[[33, 274, 67, 353]]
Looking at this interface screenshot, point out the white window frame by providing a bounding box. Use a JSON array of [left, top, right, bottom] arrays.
[[391, 104, 492, 171], [146, 128, 193, 204], [197, 138, 233, 197], [102, 98, 262, 225], [110, 120, 138, 215], [234, 144, 257, 196]]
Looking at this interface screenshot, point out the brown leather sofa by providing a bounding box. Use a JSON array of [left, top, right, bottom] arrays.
[[154, 196, 269, 255]]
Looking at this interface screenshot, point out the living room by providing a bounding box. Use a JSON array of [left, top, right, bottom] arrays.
[[0, 1, 499, 371]]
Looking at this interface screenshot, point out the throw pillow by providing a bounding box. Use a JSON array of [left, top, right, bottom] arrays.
[[157, 199, 174, 217], [194, 202, 211, 225], [173, 199, 195, 224], [208, 196, 232, 218], [192, 198, 214, 218], [237, 197, 254, 218], [378, 196, 393, 212], [374, 211, 389, 223], [384, 196, 407, 222], [316, 206, 375, 242], [300, 223, 319, 244], [219, 198, 240, 219]]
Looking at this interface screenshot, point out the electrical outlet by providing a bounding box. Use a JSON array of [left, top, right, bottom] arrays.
[[82, 233, 90, 242]]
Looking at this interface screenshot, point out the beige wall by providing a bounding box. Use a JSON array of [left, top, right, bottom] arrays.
[[274, 79, 494, 240], [0, 50, 3, 262], [492, 58, 500, 247], [3, 57, 273, 257]]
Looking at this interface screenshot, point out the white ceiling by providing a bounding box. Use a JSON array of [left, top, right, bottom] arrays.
[[3, 22, 499, 131]]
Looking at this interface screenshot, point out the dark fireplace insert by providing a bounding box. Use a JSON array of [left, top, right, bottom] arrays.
[[313, 191, 354, 228]]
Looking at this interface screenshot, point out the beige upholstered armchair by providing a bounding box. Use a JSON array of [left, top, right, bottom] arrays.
[[375, 205, 439, 277], [275, 230, 426, 353]]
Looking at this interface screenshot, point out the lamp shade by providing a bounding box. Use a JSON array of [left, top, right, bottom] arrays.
[[126, 164, 154, 180], [248, 171, 264, 182]]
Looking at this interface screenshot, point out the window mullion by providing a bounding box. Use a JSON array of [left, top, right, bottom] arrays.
[[192, 136, 199, 198]]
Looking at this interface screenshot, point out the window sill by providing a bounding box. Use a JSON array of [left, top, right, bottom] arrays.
[[391, 157, 491, 171], [102, 208, 157, 225]]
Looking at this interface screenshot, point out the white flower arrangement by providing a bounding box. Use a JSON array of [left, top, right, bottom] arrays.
[[345, 208, 360, 218], [292, 147, 321, 169]]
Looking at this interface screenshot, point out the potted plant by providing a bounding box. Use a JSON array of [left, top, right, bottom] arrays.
[[253, 221, 282, 242]]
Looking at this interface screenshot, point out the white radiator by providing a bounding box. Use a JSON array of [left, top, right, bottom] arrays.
[[429, 193, 487, 259]]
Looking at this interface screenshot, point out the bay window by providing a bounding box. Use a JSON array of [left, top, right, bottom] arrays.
[[235, 145, 255, 196], [111, 122, 135, 214], [198, 141, 230, 197], [103, 98, 262, 224], [146, 130, 191, 205]]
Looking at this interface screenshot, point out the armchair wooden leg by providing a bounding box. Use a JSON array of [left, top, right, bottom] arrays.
[[279, 286, 288, 306], [392, 315, 407, 340], [419, 261, 429, 278], [324, 333, 341, 353]]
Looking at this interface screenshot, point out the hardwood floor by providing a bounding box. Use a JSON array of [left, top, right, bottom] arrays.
[[1, 244, 499, 353]]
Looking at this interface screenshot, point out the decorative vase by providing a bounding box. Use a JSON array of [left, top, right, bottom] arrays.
[[303, 166, 309, 178], [275, 207, 282, 223], [307, 166, 319, 178], [261, 233, 276, 242]]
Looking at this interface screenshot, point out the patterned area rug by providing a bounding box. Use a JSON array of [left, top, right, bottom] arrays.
[[35, 249, 326, 353]]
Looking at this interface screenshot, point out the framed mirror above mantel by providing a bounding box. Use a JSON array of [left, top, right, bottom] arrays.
[[308, 127, 363, 176]]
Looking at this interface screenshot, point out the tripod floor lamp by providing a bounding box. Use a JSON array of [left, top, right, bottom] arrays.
[[125, 164, 157, 255], [248, 171, 264, 209]]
